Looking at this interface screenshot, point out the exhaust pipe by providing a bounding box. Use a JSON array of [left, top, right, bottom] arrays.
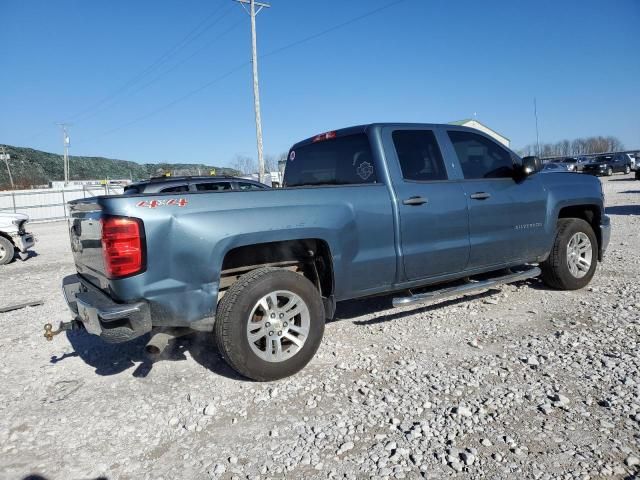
[[145, 328, 190, 356]]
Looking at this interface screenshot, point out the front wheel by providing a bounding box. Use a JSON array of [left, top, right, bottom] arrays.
[[541, 218, 597, 290], [0, 237, 15, 265], [606, 167, 613, 176], [214, 267, 325, 381]]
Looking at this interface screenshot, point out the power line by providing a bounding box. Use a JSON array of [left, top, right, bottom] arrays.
[[262, 0, 408, 59], [83, 0, 408, 143], [63, 2, 233, 124], [74, 14, 242, 126]]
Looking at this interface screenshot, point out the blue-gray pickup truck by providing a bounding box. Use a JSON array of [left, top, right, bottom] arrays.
[[54, 123, 610, 381]]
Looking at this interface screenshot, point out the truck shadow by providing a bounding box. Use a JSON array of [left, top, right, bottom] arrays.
[[22, 476, 108, 480], [338, 278, 543, 326], [53, 330, 245, 381], [52, 279, 543, 379], [606, 205, 640, 216]]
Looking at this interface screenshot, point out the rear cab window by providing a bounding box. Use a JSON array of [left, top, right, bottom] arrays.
[[284, 133, 377, 187]]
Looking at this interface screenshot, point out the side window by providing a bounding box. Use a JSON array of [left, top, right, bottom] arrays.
[[160, 184, 189, 193], [392, 130, 447, 181], [448, 131, 515, 179], [237, 182, 264, 190], [196, 182, 232, 191], [284, 133, 377, 187]]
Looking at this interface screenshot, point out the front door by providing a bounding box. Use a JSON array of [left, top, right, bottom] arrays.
[[384, 128, 470, 281], [445, 130, 548, 270]]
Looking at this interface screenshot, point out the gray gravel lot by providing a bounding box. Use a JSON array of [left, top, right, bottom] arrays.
[[1, 174, 639, 480]]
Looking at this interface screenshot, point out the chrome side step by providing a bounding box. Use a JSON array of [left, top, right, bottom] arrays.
[[392, 266, 541, 308]]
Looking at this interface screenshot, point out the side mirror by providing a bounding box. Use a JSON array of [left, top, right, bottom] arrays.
[[522, 156, 542, 174]]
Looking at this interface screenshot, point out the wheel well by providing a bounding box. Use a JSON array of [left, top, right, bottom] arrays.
[[219, 239, 334, 300], [558, 205, 601, 252]]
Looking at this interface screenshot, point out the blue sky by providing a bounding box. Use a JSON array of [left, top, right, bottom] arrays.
[[1, 0, 639, 167]]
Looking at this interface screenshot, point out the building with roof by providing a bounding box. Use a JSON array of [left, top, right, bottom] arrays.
[[449, 119, 511, 148]]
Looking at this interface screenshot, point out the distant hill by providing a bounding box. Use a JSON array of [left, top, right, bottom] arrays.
[[0, 145, 239, 189]]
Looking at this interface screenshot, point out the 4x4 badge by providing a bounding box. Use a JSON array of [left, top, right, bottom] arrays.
[[136, 198, 188, 209]]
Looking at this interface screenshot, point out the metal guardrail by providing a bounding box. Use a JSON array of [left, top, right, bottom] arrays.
[[0, 185, 124, 222]]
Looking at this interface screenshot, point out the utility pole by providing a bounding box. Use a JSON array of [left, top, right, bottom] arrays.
[[234, 0, 270, 184], [57, 123, 71, 185], [0, 146, 14, 189]]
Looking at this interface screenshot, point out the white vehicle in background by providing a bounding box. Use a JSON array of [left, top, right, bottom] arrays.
[[625, 153, 637, 171], [0, 213, 35, 265]]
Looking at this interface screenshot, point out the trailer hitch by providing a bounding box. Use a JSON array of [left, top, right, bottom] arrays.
[[43, 320, 83, 341]]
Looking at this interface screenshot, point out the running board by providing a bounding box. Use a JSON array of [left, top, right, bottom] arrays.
[[392, 266, 541, 308]]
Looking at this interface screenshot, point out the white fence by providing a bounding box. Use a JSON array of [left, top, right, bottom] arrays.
[[0, 185, 124, 222]]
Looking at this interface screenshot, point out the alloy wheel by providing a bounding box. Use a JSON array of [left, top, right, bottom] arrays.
[[566, 232, 592, 279], [246, 290, 310, 363]]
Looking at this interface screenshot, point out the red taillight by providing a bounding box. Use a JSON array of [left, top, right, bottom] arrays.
[[312, 131, 337, 143], [101, 216, 145, 278]]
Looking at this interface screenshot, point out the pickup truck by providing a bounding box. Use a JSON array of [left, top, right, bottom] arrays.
[[56, 123, 611, 381]]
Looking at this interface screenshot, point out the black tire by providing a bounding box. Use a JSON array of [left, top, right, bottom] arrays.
[[0, 236, 15, 265], [214, 267, 325, 381], [624, 165, 630, 174], [541, 218, 598, 290], [606, 167, 613, 176]]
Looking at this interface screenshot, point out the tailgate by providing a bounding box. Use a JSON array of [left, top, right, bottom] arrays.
[[68, 199, 108, 289]]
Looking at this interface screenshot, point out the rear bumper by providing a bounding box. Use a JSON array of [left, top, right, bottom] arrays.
[[62, 274, 152, 343], [599, 215, 611, 260]]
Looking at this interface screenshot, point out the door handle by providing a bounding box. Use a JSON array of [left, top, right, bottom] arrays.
[[470, 192, 491, 200], [403, 196, 428, 206]]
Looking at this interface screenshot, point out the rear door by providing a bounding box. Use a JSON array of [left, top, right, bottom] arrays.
[[444, 129, 547, 269], [383, 127, 470, 281]]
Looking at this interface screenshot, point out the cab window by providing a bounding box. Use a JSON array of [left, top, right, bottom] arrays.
[[392, 130, 447, 181], [160, 184, 189, 193], [195, 182, 232, 191], [237, 182, 264, 190], [448, 131, 515, 179]]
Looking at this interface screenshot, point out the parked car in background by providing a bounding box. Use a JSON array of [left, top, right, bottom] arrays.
[[123, 176, 269, 195], [582, 154, 631, 176], [624, 153, 637, 171], [560, 156, 590, 172], [0, 213, 35, 265], [542, 162, 572, 173]]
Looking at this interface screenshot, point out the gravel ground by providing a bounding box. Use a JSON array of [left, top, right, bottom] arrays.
[[1, 174, 639, 480]]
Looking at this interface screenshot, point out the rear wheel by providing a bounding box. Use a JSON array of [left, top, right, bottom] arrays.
[[0, 237, 15, 265], [541, 218, 597, 290], [214, 267, 325, 381], [624, 165, 631, 174]]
